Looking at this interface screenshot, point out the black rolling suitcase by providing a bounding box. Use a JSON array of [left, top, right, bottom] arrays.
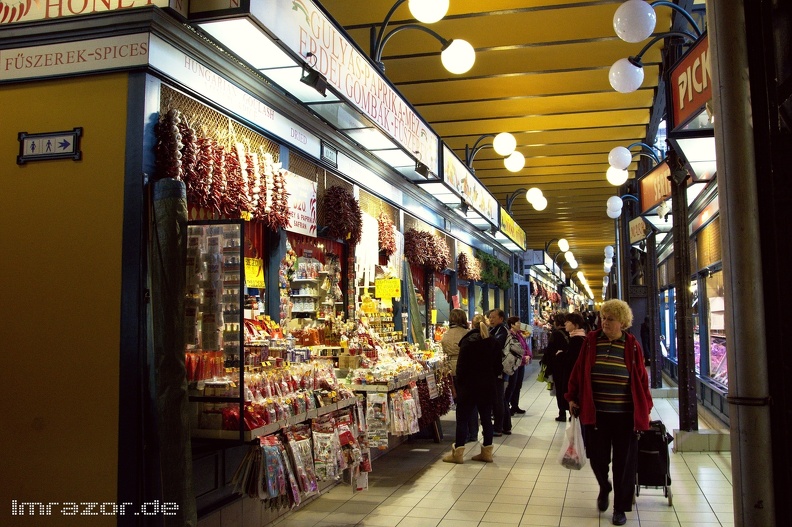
[[635, 420, 674, 505]]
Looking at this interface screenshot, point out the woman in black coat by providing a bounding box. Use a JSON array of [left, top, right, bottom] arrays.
[[442, 319, 502, 464], [554, 312, 586, 421], [541, 314, 569, 419]]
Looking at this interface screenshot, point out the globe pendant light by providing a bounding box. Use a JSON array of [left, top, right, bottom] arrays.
[[441, 39, 475, 74], [492, 132, 517, 156], [608, 146, 633, 170], [609, 57, 644, 93], [613, 0, 657, 43], [607, 196, 624, 211], [504, 150, 526, 172], [558, 238, 570, 252], [526, 187, 543, 204], [607, 208, 622, 219], [606, 166, 629, 186], [532, 195, 548, 211], [408, 0, 449, 24]]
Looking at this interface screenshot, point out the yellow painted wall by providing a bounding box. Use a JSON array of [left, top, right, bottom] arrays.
[[0, 74, 129, 525]]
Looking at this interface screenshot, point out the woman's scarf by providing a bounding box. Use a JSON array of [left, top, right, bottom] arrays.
[[569, 328, 586, 338]]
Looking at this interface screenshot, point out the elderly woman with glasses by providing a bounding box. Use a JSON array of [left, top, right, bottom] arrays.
[[566, 299, 652, 527]]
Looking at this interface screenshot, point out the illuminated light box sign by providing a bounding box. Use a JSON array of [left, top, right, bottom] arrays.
[[247, 0, 439, 175], [0, 0, 185, 26], [499, 207, 527, 251]]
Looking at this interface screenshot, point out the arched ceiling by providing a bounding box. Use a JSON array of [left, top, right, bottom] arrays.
[[317, 0, 673, 292]]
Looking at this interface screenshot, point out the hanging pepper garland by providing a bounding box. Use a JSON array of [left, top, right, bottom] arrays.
[[404, 229, 450, 272], [416, 371, 453, 428], [457, 252, 481, 281], [377, 211, 397, 257], [322, 186, 362, 247], [154, 108, 290, 230]]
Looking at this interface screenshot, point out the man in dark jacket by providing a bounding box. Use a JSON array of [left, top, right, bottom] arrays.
[[487, 309, 510, 435]]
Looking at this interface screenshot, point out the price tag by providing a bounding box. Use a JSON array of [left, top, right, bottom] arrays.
[[431, 309, 437, 325], [425, 373, 439, 399]]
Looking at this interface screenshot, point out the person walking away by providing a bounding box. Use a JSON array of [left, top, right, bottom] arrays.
[[441, 308, 478, 443], [442, 318, 502, 464], [510, 323, 532, 415], [554, 313, 586, 422], [565, 299, 653, 526], [541, 313, 569, 421], [502, 316, 531, 431], [487, 309, 510, 436]]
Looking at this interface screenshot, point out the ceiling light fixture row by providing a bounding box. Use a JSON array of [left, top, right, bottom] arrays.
[[609, 0, 702, 94]]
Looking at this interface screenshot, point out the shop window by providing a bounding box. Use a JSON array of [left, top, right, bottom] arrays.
[[475, 286, 484, 315], [487, 287, 496, 312], [706, 271, 727, 386]]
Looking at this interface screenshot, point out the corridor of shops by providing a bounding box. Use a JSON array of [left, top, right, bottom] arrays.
[[199, 363, 733, 527]]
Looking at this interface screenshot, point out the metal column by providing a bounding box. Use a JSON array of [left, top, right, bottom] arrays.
[[707, 1, 776, 524], [668, 149, 697, 431]]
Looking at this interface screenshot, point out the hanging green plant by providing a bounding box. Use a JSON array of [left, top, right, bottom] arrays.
[[475, 250, 511, 290]]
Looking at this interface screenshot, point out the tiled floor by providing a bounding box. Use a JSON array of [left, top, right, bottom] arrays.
[[274, 363, 734, 527]]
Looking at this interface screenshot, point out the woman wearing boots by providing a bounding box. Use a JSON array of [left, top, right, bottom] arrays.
[[566, 299, 652, 526], [441, 308, 478, 442], [443, 318, 502, 464]]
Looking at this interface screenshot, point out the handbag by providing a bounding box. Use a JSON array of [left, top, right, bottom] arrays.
[[537, 363, 548, 382], [557, 416, 587, 470]]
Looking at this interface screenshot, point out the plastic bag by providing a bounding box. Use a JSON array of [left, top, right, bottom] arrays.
[[557, 416, 587, 470]]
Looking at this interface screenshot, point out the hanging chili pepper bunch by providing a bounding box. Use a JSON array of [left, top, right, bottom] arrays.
[[404, 229, 451, 272], [322, 186, 362, 247], [155, 109, 291, 229], [377, 211, 397, 257], [457, 252, 481, 281]]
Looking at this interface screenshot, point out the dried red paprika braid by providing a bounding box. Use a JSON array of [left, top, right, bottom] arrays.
[[223, 147, 243, 218], [194, 137, 215, 209], [207, 142, 227, 216]]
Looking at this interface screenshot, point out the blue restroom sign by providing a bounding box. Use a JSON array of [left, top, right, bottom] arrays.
[[18, 127, 82, 164]]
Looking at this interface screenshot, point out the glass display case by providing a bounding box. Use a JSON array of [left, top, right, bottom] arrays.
[[185, 220, 249, 440]]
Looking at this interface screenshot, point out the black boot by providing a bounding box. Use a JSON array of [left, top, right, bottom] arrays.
[[555, 411, 567, 422]]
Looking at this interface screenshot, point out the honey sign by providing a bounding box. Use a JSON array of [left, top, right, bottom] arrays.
[[374, 278, 401, 299]]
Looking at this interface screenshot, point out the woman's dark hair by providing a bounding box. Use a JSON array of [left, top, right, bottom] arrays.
[[449, 308, 468, 327], [507, 316, 520, 327], [552, 313, 567, 326], [566, 312, 585, 329]]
